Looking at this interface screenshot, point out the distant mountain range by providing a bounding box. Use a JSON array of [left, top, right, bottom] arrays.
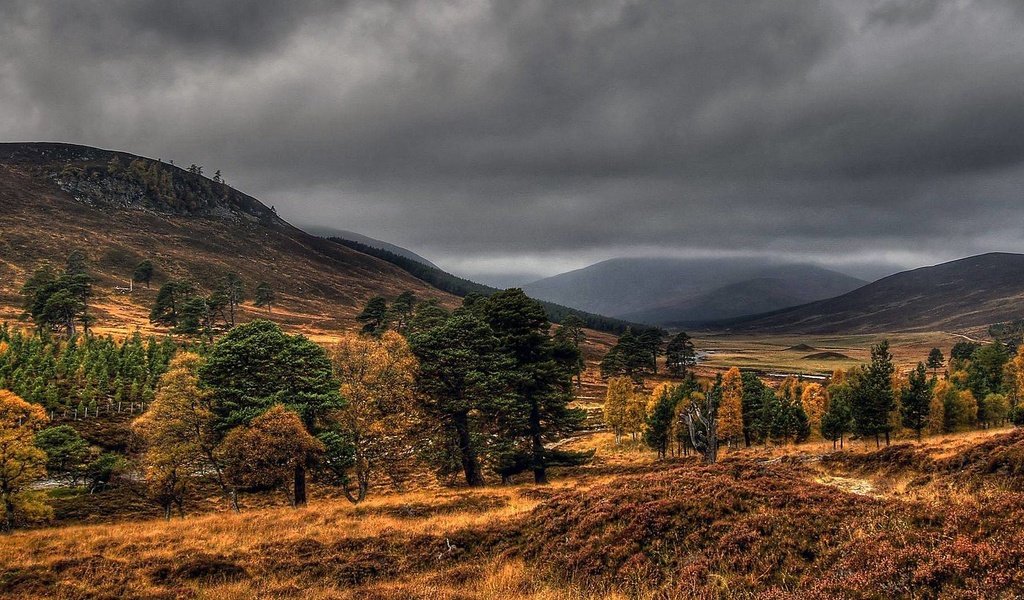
[[718, 253, 1024, 333], [522, 257, 866, 325]]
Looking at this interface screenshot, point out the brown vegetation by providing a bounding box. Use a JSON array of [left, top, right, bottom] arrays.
[[3, 428, 1024, 598]]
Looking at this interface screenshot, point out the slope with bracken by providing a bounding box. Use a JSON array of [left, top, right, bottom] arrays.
[[0, 142, 454, 339]]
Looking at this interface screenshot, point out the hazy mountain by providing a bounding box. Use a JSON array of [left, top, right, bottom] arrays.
[[721, 253, 1024, 333], [522, 257, 865, 324]]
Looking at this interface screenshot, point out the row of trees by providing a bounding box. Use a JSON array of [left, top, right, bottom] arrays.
[[600, 329, 697, 382], [126, 289, 592, 517], [150, 274, 275, 336], [608, 338, 1024, 466]]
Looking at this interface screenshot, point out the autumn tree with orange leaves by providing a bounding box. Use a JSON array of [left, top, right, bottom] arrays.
[[0, 390, 51, 531], [718, 368, 744, 447]]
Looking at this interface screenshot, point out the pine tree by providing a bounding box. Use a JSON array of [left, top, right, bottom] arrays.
[[927, 348, 944, 375], [199, 320, 341, 506], [408, 314, 510, 487], [851, 341, 896, 447], [253, 281, 275, 316], [665, 332, 697, 376], [133, 260, 155, 288], [900, 363, 931, 440], [357, 297, 390, 336], [479, 289, 585, 484], [644, 385, 676, 458]]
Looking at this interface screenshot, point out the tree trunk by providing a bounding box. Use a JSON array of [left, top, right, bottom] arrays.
[[293, 463, 307, 507], [453, 412, 484, 487], [884, 430, 890, 446], [530, 400, 547, 484]]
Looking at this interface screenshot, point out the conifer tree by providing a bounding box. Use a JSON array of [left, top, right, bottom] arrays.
[[479, 289, 584, 484], [408, 314, 510, 487], [199, 320, 341, 506], [665, 332, 697, 376], [644, 385, 676, 458], [357, 297, 390, 336], [254, 281, 275, 316], [900, 362, 931, 441]]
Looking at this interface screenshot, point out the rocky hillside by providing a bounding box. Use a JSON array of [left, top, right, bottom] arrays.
[[0, 142, 454, 337]]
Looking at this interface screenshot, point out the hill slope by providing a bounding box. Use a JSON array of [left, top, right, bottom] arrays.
[[329, 238, 639, 334], [523, 257, 865, 324], [721, 253, 1024, 333], [0, 142, 453, 337], [304, 227, 440, 269]]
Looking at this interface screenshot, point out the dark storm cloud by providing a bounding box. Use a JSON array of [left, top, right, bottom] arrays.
[[3, 0, 1024, 282]]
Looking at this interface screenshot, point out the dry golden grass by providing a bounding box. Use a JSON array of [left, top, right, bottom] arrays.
[[2, 426, 1023, 599]]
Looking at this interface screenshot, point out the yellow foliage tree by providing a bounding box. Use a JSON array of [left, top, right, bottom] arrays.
[[1010, 345, 1024, 405], [956, 390, 978, 428], [718, 368, 744, 446], [0, 390, 51, 531], [604, 376, 633, 445], [624, 389, 648, 441], [133, 352, 227, 517], [800, 382, 828, 437], [926, 388, 946, 435], [328, 331, 420, 503]]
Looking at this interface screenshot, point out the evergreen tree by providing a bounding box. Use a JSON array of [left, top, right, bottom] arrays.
[[900, 362, 931, 440], [150, 281, 194, 327], [408, 313, 510, 487], [133, 260, 155, 288], [644, 385, 676, 458], [199, 320, 341, 506], [217, 272, 245, 327], [926, 348, 944, 375], [357, 297, 390, 336], [253, 281, 275, 316], [821, 392, 853, 449], [479, 289, 585, 484], [665, 332, 697, 376], [552, 314, 586, 388], [388, 291, 417, 334], [851, 341, 896, 447]]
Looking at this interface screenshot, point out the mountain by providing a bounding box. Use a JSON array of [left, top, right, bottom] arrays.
[[720, 253, 1024, 333], [303, 227, 440, 269], [0, 142, 454, 335], [522, 257, 865, 325]]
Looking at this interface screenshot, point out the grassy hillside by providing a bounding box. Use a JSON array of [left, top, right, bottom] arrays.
[[3, 427, 1023, 598], [0, 143, 455, 338]]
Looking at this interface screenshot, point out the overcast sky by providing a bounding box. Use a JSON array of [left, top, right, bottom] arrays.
[[3, 0, 1024, 285]]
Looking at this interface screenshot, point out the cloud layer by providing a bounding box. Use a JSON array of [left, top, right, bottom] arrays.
[[3, 0, 1024, 282]]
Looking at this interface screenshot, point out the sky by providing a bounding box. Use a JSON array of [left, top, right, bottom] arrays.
[[3, 0, 1024, 286]]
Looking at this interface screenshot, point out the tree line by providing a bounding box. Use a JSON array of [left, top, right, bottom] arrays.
[[603, 337, 1024, 468]]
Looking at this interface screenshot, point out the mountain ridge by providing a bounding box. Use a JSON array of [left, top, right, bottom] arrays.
[[523, 257, 866, 324], [714, 252, 1024, 333]]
